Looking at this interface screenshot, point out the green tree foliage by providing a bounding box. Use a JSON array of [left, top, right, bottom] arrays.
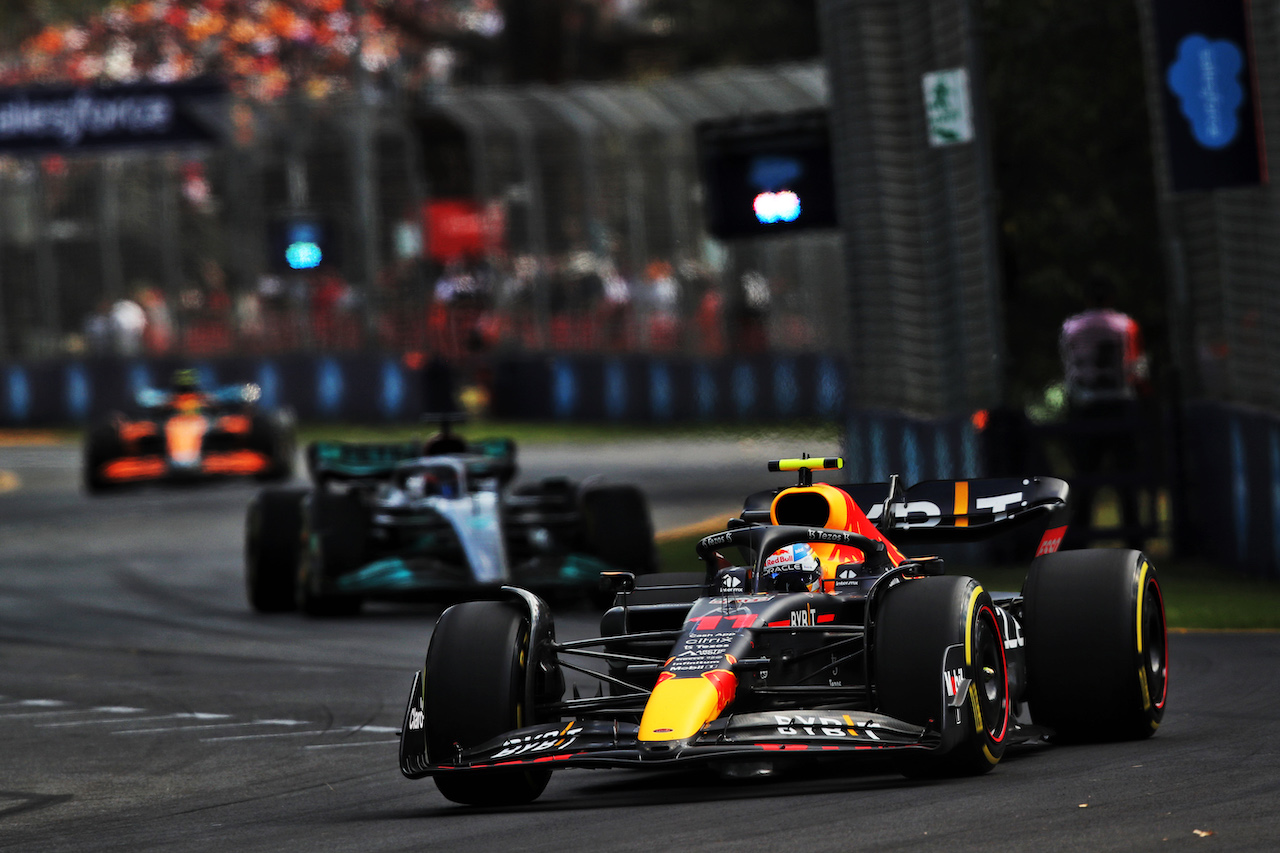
[[980, 0, 1164, 405]]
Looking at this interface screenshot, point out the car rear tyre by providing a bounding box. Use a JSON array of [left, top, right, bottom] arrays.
[[425, 600, 552, 806], [1023, 548, 1167, 741], [875, 575, 1010, 777], [251, 410, 296, 481], [296, 491, 365, 617], [581, 485, 657, 575], [244, 486, 308, 612], [83, 421, 123, 494]]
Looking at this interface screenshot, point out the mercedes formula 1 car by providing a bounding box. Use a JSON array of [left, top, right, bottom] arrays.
[[398, 456, 1168, 805], [244, 426, 656, 616], [83, 371, 296, 493]]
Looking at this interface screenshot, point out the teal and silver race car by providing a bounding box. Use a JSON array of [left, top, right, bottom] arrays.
[[244, 428, 656, 615]]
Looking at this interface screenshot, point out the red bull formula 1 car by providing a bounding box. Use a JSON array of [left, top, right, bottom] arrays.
[[398, 456, 1168, 805], [83, 370, 296, 493]]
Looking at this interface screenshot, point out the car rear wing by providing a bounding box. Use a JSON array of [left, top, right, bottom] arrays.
[[306, 437, 518, 484], [742, 476, 1070, 544], [307, 440, 426, 482]]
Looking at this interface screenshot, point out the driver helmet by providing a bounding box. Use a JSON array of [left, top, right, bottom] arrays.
[[762, 543, 822, 592], [171, 368, 200, 394]]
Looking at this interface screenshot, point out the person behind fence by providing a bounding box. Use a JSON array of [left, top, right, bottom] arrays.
[[1058, 274, 1151, 549]]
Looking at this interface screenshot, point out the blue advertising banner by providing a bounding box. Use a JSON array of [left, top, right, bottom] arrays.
[[0, 78, 227, 154], [1152, 0, 1266, 190]]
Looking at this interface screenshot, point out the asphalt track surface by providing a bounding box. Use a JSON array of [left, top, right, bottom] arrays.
[[2, 440, 1279, 852]]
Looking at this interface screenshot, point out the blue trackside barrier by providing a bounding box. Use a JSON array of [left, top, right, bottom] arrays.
[[0, 352, 848, 427]]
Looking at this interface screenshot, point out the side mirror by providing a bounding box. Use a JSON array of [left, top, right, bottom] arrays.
[[598, 571, 636, 595], [901, 555, 945, 576]]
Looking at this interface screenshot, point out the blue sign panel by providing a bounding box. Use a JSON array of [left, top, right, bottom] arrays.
[[65, 364, 90, 421], [380, 359, 405, 419], [649, 362, 673, 422], [1167, 35, 1245, 150], [553, 359, 577, 420], [7, 367, 30, 422], [1153, 0, 1263, 190], [257, 362, 281, 410], [316, 358, 344, 418]]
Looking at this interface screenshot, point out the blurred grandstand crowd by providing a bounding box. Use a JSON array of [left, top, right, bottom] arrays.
[[1, 0, 652, 98], [0, 2, 824, 364], [80, 251, 784, 362]]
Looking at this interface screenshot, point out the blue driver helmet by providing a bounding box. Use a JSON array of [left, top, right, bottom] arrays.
[[762, 542, 822, 592]]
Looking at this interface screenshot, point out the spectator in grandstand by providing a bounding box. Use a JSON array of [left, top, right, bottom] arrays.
[[84, 299, 114, 356], [734, 270, 771, 353], [110, 295, 147, 356], [137, 285, 174, 354], [644, 260, 680, 350]]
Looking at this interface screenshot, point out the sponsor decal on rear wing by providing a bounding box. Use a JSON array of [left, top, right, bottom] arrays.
[[743, 477, 1068, 543]]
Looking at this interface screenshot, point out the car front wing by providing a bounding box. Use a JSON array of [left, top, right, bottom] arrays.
[[399, 670, 938, 779]]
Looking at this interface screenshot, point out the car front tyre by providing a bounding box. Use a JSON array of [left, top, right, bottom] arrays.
[[425, 600, 552, 806], [875, 575, 1010, 777]]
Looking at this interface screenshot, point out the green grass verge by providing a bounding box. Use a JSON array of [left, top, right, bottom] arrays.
[[298, 419, 841, 446], [0, 419, 842, 448], [655, 533, 1280, 631]]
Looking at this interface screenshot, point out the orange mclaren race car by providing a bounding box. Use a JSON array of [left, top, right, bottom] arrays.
[[398, 456, 1167, 806], [83, 370, 296, 493]]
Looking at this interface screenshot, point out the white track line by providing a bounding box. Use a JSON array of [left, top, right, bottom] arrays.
[[39, 711, 229, 728], [113, 718, 307, 735], [0, 706, 144, 720], [202, 725, 399, 743], [305, 740, 400, 749]]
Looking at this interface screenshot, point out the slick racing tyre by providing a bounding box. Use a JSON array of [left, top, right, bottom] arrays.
[[244, 486, 308, 612], [425, 600, 551, 806], [875, 575, 1010, 777], [83, 421, 124, 494], [581, 485, 657, 575], [251, 410, 297, 481], [296, 491, 366, 617], [1023, 548, 1167, 741]]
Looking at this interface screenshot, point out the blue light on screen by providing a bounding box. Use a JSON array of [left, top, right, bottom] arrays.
[[286, 241, 323, 269], [285, 221, 323, 269]]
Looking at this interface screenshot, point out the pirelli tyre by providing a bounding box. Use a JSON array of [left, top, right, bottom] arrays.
[[83, 421, 124, 494], [244, 486, 309, 612], [581, 485, 657, 575], [251, 409, 297, 481], [296, 490, 366, 617], [425, 600, 551, 806], [875, 575, 1011, 777], [1023, 548, 1167, 741]]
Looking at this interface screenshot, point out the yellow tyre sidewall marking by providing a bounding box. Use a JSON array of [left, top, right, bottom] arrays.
[[1135, 560, 1160, 727], [963, 584, 999, 765]]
